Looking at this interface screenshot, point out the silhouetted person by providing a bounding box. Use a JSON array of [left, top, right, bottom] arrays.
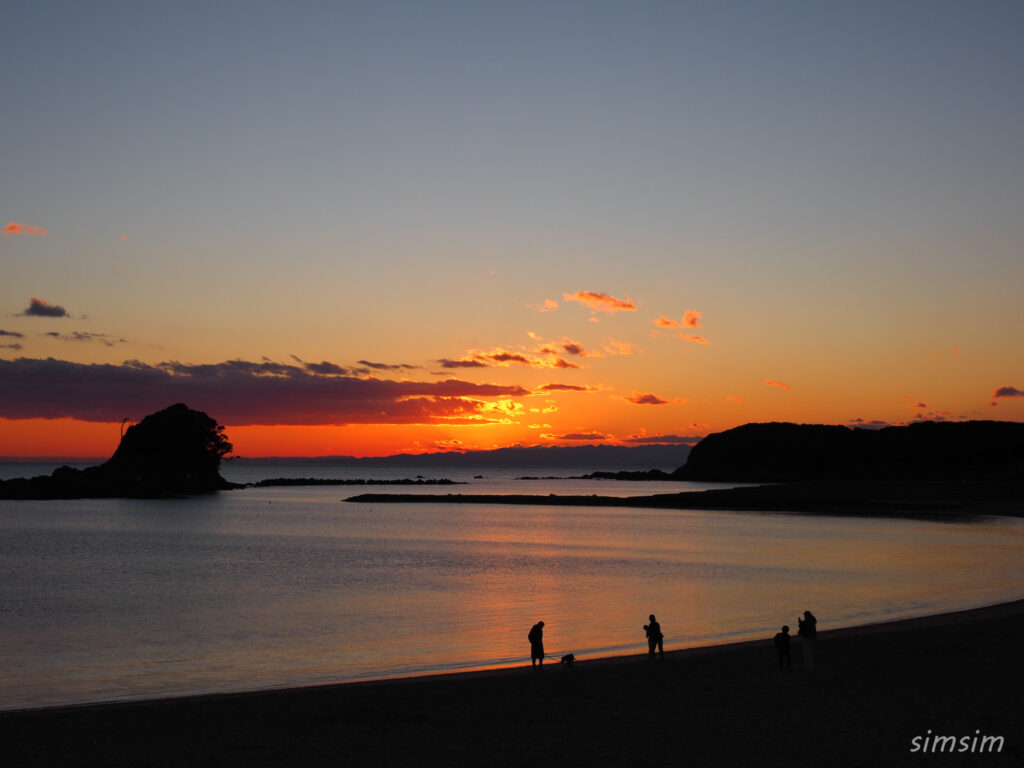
[[644, 614, 664, 660], [798, 610, 817, 669], [528, 621, 545, 667], [774, 625, 791, 669]]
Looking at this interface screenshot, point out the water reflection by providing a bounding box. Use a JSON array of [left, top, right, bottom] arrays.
[[1, 487, 1023, 710]]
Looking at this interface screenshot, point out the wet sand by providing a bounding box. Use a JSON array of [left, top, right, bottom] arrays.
[[2, 600, 1021, 767]]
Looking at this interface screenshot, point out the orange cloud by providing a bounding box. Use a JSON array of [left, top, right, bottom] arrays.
[[528, 299, 559, 312], [563, 290, 638, 314], [654, 310, 702, 329], [461, 345, 582, 370], [481, 350, 580, 369], [603, 339, 638, 356], [765, 380, 791, 391], [682, 310, 703, 328], [528, 331, 604, 360], [4, 222, 48, 235], [420, 439, 466, 452], [679, 333, 709, 345], [726, 396, 741, 403]]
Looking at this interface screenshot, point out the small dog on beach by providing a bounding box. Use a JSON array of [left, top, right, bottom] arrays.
[[560, 653, 575, 669]]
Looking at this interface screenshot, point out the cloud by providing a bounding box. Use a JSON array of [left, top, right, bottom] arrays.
[[654, 310, 702, 330], [528, 299, 559, 312], [424, 439, 466, 452], [560, 341, 587, 357], [528, 332, 602, 360], [357, 359, 420, 371], [43, 331, 127, 347], [22, 297, 69, 318], [301, 360, 352, 375], [993, 386, 1024, 398], [0, 357, 532, 426], [436, 358, 489, 369], [563, 290, 638, 314], [848, 418, 892, 430], [542, 432, 610, 441], [538, 383, 598, 392], [1, 343, 22, 351], [678, 333, 709, 345], [623, 433, 702, 445], [909, 401, 928, 409], [765, 380, 790, 391], [725, 395, 742, 403], [485, 351, 532, 365], [475, 348, 580, 369], [0, 330, 25, 338], [624, 392, 673, 405], [4, 222, 47, 235], [603, 339, 638, 356]]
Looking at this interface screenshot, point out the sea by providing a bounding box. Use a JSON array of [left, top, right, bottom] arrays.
[[2, 459, 1023, 712]]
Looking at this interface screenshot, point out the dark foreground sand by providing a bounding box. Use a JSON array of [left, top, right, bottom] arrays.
[[2, 601, 1022, 767]]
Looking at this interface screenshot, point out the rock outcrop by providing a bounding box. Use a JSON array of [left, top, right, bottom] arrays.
[[0, 404, 235, 498]]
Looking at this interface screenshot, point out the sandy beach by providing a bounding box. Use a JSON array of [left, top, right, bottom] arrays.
[[2, 599, 1021, 767]]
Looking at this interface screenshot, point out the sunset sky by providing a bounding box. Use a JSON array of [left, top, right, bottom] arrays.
[[2, 1, 1022, 458]]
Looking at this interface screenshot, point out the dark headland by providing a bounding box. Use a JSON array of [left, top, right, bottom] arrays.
[[350, 421, 1024, 518], [0, 404, 235, 499]]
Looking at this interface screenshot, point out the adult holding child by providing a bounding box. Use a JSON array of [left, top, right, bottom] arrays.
[[644, 614, 664, 661], [797, 610, 817, 669]]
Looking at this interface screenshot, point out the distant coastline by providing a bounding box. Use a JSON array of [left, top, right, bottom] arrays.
[[347, 479, 1024, 519], [252, 477, 464, 487]]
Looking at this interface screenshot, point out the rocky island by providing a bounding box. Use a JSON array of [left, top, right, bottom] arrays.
[[0, 403, 235, 499]]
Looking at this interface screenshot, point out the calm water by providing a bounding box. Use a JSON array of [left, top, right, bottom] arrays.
[[2, 465, 1023, 711]]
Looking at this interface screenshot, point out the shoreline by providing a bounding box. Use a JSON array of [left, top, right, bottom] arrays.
[[8, 596, 1022, 717], [3, 598, 1021, 766]]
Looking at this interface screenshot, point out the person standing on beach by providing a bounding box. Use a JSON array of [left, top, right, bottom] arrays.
[[644, 614, 664, 661], [797, 610, 817, 669], [774, 625, 792, 670], [528, 621, 545, 667]]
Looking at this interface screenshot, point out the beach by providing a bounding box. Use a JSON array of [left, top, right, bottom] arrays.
[[2, 599, 1020, 767]]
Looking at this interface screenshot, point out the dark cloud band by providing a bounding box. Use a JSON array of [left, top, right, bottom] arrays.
[[0, 357, 529, 426]]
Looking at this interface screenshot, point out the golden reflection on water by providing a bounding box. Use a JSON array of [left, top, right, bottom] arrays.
[[3, 492, 1024, 709]]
